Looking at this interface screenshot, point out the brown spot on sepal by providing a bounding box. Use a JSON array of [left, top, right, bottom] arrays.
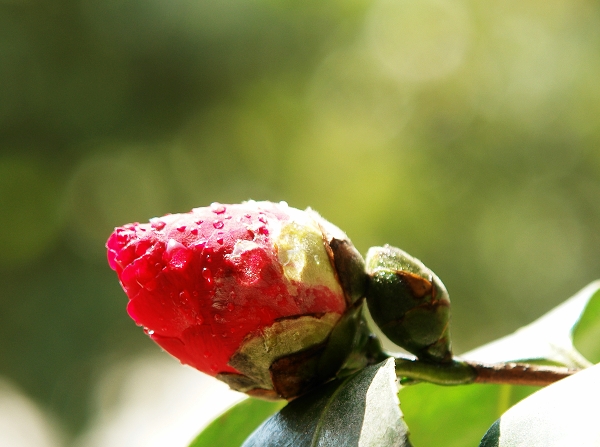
[[269, 342, 327, 400], [396, 270, 434, 299]]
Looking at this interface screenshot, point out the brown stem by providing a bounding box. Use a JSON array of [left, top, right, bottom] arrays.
[[465, 361, 580, 387]]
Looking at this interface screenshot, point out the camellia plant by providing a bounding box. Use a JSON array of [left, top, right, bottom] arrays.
[[107, 201, 600, 447]]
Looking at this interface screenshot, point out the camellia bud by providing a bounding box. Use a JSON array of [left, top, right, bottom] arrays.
[[365, 245, 452, 363], [106, 201, 368, 399]]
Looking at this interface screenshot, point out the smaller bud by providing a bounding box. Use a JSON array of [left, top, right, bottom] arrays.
[[365, 245, 452, 363]]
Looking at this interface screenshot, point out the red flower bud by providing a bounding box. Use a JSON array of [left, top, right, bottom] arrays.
[[107, 201, 367, 399]]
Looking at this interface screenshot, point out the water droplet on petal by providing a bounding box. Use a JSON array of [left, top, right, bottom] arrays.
[[180, 290, 191, 303], [217, 237, 223, 245], [143, 328, 155, 336], [213, 220, 224, 229], [151, 220, 166, 230], [166, 238, 185, 254], [211, 203, 227, 214], [165, 239, 192, 270], [202, 267, 213, 285]]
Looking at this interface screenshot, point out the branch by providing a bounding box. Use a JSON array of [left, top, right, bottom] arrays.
[[466, 361, 579, 387], [394, 356, 580, 387]]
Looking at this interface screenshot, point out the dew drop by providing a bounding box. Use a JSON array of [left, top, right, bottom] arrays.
[[165, 239, 192, 270], [213, 220, 224, 229], [211, 203, 227, 214], [179, 290, 191, 303], [202, 267, 213, 285], [216, 237, 224, 245], [151, 220, 166, 230], [191, 240, 206, 252], [143, 328, 155, 336]]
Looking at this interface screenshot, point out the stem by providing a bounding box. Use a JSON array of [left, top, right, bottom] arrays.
[[466, 361, 579, 387], [394, 357, 580, 387]]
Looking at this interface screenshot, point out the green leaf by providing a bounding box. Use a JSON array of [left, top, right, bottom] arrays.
[[241, 358, 411, 447], [572, 286, 600, 364], [462, 281, 600, 368], [400, 382, 539, 447], [188, 398, 285, 447], [479, 362, 600, 446]]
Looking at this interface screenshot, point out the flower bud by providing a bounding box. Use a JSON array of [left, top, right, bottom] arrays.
[[365, 245, 452, 363], [106, 201, 367, 399]]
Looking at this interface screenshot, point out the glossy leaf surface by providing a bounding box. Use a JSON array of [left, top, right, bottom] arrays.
[[242, 358, 410, 447]]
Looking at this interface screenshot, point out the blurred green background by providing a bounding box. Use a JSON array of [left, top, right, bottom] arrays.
[[2, 0, 600, 442]]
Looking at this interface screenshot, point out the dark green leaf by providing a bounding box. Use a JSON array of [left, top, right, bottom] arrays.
[[242, 358, 410, 447], [479, 363, 600, 446], [462, 281, 600, 368], [188, 398, 285, 447]]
